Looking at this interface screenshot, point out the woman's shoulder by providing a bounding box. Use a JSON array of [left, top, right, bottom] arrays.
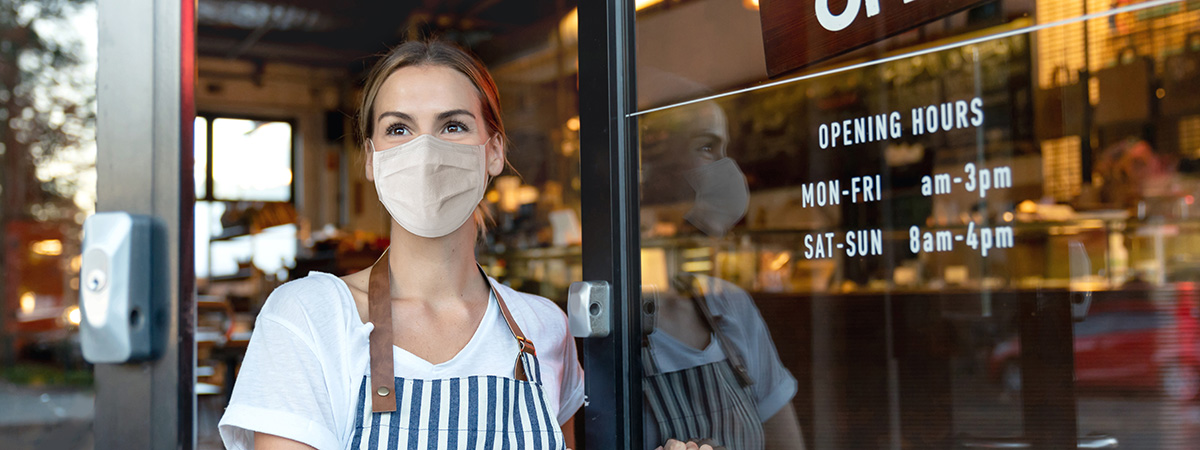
[[256, 271, 362, 334], [696, 275, 761, 323]]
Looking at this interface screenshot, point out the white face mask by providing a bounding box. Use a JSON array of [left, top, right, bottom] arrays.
[[683, 157, 749, 237], [371, 134, 491, 238]]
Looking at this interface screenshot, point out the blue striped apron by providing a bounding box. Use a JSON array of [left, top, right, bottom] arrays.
[[641, 275, 765, 450], [347, 352, 564, 450], [352, 251, 564, 449]]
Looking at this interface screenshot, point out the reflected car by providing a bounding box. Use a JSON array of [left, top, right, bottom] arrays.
[[12, 300, 86, 367], [989, 297, 1200, 400]]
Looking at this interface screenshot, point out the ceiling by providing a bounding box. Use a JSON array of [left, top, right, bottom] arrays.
[[197, 0, 575, 76]]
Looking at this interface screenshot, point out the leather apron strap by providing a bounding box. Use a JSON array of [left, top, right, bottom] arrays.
[[367, 251, 536, 413], [482, 264, 538, 382], [367, 251, 396, 413]]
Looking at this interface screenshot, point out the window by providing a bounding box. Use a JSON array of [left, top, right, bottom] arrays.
[[193, 115, 297, 280]]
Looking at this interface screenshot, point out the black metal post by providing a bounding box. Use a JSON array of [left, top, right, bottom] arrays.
[[577, 0, 640, 448]]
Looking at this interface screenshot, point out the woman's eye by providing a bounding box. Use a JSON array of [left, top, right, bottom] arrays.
[[385, 124, 410, 136], [443, 122, 469, 133]]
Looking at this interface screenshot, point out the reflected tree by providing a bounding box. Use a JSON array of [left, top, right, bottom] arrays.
[[0, 0, 95, 366]]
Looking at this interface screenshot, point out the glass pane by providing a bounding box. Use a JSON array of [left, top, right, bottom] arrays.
[[249, 223, 298, 279], [211, 118, 292, 202], [195, 200, 219, 279], [209, 235, 254, 279], [635, 1, 1200, 449], [195, 201, 296, 280], [195, 116, 208, 199], [0, 2, 97, 448]]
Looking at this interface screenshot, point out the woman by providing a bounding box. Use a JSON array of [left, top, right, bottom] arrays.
[[219, 40, 584, 450]]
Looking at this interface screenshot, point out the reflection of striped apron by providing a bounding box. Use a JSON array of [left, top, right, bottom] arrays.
[[642, 276, 764, 450], [349, 251, 564, 449]]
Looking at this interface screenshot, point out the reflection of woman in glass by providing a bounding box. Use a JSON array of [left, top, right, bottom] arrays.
[[640, 100, 805, 450], [218, 40, 584, 450]]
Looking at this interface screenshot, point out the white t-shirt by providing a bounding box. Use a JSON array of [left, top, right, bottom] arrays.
[[642, 276, 797, 449], [218, 272, 585, 450]]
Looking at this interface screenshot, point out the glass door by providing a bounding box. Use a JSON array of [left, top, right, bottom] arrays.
[[579, 0, 1200, 449]]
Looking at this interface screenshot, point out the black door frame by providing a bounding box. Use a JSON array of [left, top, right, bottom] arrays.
[[577, 0, 641, 448]]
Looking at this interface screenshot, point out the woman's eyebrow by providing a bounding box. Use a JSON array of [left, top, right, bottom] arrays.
[[692, 132, 725, 143], [377, 111, 414, 123], [437, 109, 475, 121]]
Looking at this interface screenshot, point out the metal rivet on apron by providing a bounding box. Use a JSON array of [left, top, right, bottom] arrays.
[[377, 386, 390, 397]]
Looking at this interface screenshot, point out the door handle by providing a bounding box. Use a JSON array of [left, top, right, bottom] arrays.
[[568, 281, 611, 338]]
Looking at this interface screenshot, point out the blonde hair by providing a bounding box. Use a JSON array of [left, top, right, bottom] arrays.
[[357, 40, 505, 237]]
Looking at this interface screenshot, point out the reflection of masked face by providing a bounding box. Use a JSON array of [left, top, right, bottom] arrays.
[[683, 157, 749, 237], [641, 102, 730, 205]]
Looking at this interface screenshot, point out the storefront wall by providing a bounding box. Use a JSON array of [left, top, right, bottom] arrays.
[[601, 0, 1200, 448]]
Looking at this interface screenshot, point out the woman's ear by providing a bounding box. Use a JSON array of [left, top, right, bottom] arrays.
[[485, 134, 506, 177], [364, 139, 376, 182]]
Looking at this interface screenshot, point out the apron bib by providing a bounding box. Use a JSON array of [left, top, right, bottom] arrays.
[[642, 355, 764, 450], [348, 353, 563, 450], [641, 275, 764, 450], [350, 251, 564, 449]]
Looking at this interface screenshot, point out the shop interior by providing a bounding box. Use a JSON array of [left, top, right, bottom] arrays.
[[188, 0, 583, 445]]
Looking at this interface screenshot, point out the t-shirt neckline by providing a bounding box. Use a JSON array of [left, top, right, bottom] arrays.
[[647, 328, 725, 372], [319, 271, 501, 370]]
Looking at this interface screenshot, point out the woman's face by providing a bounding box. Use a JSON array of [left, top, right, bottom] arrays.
[[365, 65, 505, 181], [642, 102, 729, 170], [640, 101, 730, 205]]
